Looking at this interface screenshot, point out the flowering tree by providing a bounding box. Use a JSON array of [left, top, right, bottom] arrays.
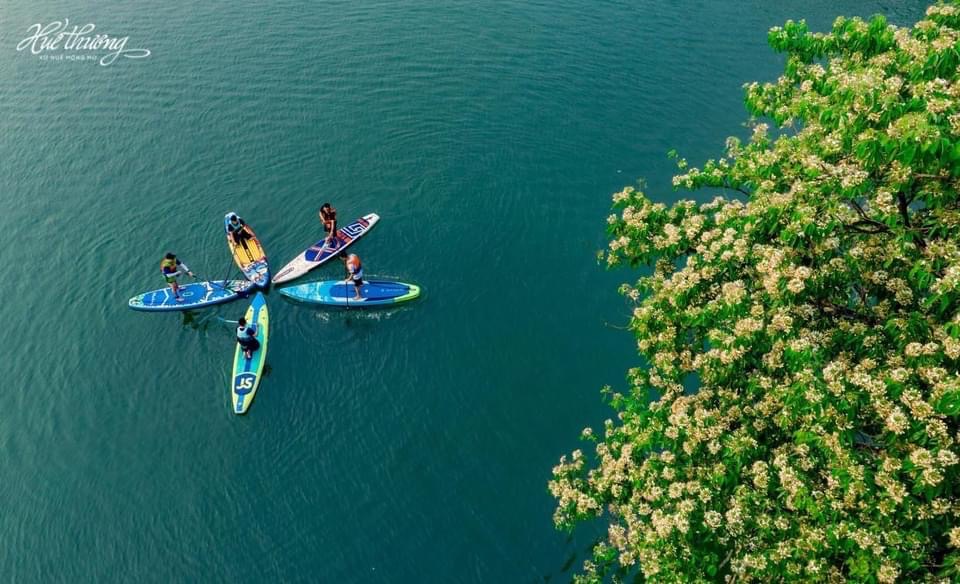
[[550, 4, 960, 582]]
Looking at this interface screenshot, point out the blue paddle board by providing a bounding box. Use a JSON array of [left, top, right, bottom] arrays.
[[278, 279, 420, 306], [128, 280, 255, 312]]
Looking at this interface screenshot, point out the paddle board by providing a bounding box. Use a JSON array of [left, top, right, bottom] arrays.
[[272, 213, 379, 284], [224, 212, 269, 287], [278, 279, 420, 307], [128, 280, 255, 312], [231, 291, 269, 414]]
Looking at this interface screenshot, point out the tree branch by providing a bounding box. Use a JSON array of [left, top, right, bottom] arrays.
[[723, 179, 752, 197], [897, 192, 927, 249], [846, 198, 870, 220], [846, 221, 889, 234], [816, 299, 879, 325], [899, 189, 915, 225], [719, 549, 734, 570], [845, 200, 888, 229]]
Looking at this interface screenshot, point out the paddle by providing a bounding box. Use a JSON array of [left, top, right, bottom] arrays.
[[219, 257, 238, 289], [196, 259, 239, 293], [191, 273, 232, 293]]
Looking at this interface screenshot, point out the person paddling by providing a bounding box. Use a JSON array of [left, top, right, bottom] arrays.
[[319, 203, 337, 247], [160, 252, 194, 302], [339, 251, 364, 300], [226, 213, 253, 253], [236, 316, 260, 360]]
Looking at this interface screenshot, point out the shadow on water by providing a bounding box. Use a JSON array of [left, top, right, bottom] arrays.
[[539, 534, 646, 584], [340, 305, 415, 327], [180, 309, 231, 329], [288, 301, 417, 321], [180, 310, 202, 328], [537, 534, 592, 583]]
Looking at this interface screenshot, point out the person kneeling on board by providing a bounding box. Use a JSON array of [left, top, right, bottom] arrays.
[[236, 317, 260, 360], [339, 251, 364, 300], [160, 252, 194, 302], [319, 203, 337, 247], [226, 213, 253, 253]]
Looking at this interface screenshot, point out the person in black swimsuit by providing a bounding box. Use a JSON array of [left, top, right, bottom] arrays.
[[319, 203, 337, 247]]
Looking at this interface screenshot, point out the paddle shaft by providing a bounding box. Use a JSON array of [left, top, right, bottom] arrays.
[[190, 274, 232, 293], [193, 256, 238, 292]]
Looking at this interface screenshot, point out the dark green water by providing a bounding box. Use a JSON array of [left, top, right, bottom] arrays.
[[1, 1, 926, 581]]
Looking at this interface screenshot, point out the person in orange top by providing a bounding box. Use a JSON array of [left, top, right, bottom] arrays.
[[339, 251, 364, 300], [319, 203, 337, 247]]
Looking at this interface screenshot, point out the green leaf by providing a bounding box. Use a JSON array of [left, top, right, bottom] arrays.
[[937, 391, 960, 416], [902, 143, 917, 165]]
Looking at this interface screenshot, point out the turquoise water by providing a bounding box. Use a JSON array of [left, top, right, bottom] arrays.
[[1, 1, 926, 581]]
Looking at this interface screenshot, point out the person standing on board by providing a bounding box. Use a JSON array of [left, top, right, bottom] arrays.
[[226, 213, 254, 253], [319, 203, 337, 247], [236, 316, 260, 360], [160, 252, 194, 302], [339, 251, 364, 300]]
